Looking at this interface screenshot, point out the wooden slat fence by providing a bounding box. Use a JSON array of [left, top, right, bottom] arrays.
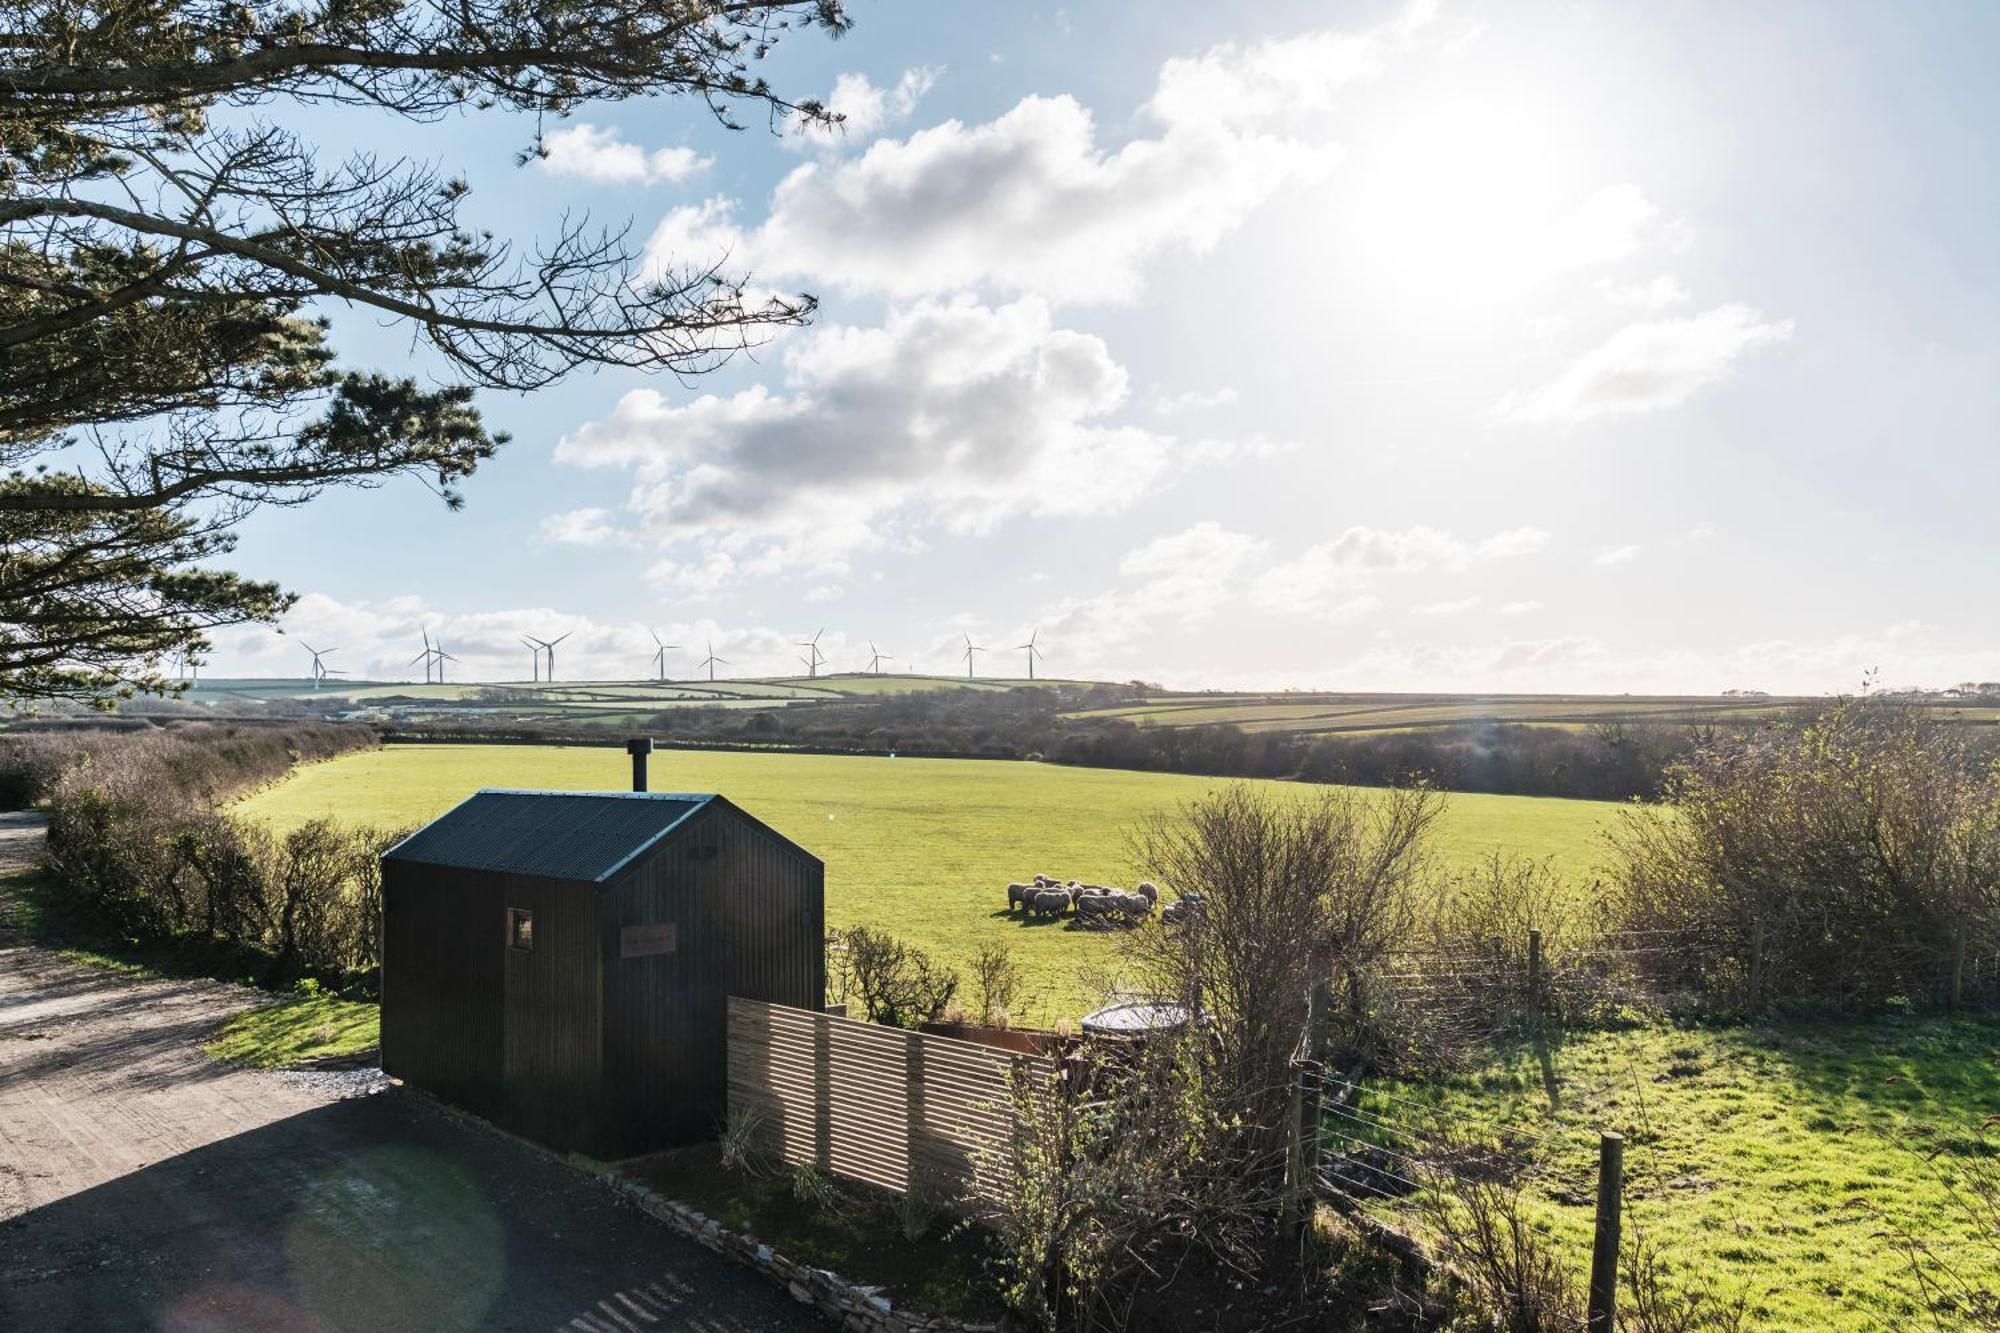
[[727, 996, 1054, 1209]]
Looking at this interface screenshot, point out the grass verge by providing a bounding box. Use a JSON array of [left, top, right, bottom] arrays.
[[1352, 1014, 2000, 1331], [203, 989, 381, 1067]]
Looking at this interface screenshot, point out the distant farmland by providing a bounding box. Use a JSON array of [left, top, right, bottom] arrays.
[[1061, 690, 2000, 735], [176, 676, 2000, 739]]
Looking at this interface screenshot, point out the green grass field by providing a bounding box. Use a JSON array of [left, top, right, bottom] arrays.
[[236, 744, 1623, 1023], [1352, 1016, 2000, 1331]]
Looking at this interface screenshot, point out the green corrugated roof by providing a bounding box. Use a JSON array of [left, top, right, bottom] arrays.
[[383, 789, 714, 882]]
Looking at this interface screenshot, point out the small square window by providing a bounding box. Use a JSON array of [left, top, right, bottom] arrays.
[[508, 907, 533, 951]]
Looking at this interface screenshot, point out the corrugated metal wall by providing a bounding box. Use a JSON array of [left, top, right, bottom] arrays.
[[600, 803, 824, 1156]]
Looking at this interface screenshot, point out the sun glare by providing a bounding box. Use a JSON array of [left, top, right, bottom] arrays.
[[1344, 85, 1590, 304]]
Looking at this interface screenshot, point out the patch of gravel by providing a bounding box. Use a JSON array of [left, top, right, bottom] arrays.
[[271, 1064, 391, 1099]]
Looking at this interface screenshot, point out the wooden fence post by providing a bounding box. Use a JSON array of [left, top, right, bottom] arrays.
[[812, 1010, 833, 1172], [1526, 927, 1544, 1032], [904, 1029, 926, 1197], [1302, 980, 1332, 1186], [1587, 1131, 1625, 1333], [1281, 1069, 1305, 1240]]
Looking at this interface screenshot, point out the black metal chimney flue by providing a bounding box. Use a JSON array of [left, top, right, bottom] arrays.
[[626, 737, 654, 792]]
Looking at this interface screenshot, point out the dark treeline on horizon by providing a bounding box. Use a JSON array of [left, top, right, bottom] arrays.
[[384, 687, 1792, 802]]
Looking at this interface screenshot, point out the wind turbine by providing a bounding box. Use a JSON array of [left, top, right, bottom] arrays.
[[1017, 628, 1046, 681], [409, 627, 438, 684], [520, 636, 542, 682], [525, 631, 572, 682], [865, 642, 892, 675], [650, 630, 680, 682], [961, 632, 984, 680], [795, 628, 827, 679], [301, 642, 336, 689], [433, 641, 460, 684], [697, 639, 728, 682]]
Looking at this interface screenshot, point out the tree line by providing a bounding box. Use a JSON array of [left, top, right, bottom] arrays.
[[384, 686, 1776, 802]]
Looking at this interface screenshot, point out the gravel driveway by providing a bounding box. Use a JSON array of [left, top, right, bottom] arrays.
[[0, 811, 832, 1331]]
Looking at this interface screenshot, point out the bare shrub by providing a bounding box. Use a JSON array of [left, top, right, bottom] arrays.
[[1607, 697, 2000, 1011], [1419, 1171, 1581, 1333], [1122, 783, 1445, 1145], [1620, 1225, 1750, 1333], [40, 758, 404, 985], [970, 942, 1023, 1025], [829, 926, 962, 1028], [0, 722, 374, 810], [987, 1032, 1272, 1330]]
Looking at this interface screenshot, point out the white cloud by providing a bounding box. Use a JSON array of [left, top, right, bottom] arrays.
[[1494, 304, 1794, 426], [1026, 522, 1268, 675], [1153, 386, 1241, 415], [537, 123, 711, 185], [1412, 596, 1483, 616], [1497, 600, 1543, 615], [790, 68, 940, 149], [1250, 525, 1547, 618], [1597, 273, 1691, 311], [649, 6, 1434, 303], [538, 507, 634, 548], [646, 551, 738, 596], [1594, 543, 1640, 565], [1118, 522, 1271, 622], [556, 297, 1255, 580]]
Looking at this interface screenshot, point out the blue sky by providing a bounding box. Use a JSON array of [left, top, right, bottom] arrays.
[[210, 0, 2000, 691]]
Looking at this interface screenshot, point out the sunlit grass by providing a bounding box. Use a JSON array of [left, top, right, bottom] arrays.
[[1355, 1016, 2000, 1331], [204, 991, 380, 1067], [234, 744, 1623, 1024]]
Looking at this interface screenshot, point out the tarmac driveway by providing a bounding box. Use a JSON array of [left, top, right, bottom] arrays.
[[0, 812, 830, 1331]]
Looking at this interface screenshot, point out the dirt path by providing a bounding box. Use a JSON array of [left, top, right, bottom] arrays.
[[0, 811, 352, 1218], [0, 812, 831, 1330]]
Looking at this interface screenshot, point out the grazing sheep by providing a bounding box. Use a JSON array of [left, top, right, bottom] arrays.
[[1007, 882, 1034, 913], [1111, 891, 1153, 918], [1135, 881, 1159, 905], [1161, 894, 1207, 926], [1029, 889, 1072, 919], [1074, 893, 1120, 923], [1069, 882, 1109, 905], [1033, 873, 1061, 888]]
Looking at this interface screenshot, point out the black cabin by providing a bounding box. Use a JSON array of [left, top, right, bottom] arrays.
[[381, 788, 824, 1158]]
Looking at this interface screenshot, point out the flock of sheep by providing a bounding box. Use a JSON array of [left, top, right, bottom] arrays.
[[1004, 875, 1206, 929]]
